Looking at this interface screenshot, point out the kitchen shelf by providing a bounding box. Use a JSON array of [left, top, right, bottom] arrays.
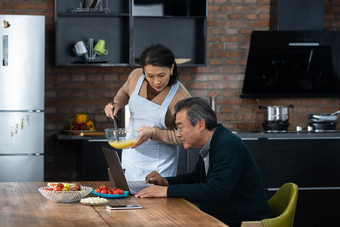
[[132, 17, 206, 66], [57, 13, 129, 17], [55, 0, 207, 66], [56, 16, 130, 66]]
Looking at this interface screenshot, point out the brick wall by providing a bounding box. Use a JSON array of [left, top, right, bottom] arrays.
[[1, 0, 340, 180]]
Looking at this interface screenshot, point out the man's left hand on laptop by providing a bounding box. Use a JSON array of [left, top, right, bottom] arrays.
[[135, 185, 167, 198]]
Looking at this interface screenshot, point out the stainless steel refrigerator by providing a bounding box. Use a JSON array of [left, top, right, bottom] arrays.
[[0, 15, 45, 182]]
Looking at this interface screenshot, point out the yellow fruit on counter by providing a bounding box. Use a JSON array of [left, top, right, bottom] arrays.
[[75, 113, 87, 124], [86, 121, 95, 131], [109, 140, 136, 149]]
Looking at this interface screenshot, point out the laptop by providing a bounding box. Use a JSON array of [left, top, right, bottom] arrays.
[[102, 147, 150, 195]]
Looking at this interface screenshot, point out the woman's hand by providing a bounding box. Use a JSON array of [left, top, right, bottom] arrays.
[[131, 126, 155, 148], [104, 102, 119, 119]]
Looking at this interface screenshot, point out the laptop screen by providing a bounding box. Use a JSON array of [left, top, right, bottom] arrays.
[[102, 147, 130, 191]]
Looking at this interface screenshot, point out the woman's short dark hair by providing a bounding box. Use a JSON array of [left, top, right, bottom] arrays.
[[174, 97, 218, 130], [139, 43, 179, 86]]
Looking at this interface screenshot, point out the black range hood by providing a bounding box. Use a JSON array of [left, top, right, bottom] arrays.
[[241, 31, 340, 98]]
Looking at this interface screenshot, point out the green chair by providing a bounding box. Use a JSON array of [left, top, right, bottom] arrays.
[[241, 182, 298, 227], [262, 182, 298, 227]]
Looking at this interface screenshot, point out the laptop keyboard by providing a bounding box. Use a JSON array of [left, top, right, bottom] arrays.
[[128, 181, 150, 195]]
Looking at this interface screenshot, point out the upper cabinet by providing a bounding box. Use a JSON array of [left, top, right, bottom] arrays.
[[55, 0, 207, 67]]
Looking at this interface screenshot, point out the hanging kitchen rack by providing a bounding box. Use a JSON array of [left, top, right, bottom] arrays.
[[72, 0, 110, 13]]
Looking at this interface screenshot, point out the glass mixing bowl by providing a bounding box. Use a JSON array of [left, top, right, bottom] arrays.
[[105, 128, 139, 149]]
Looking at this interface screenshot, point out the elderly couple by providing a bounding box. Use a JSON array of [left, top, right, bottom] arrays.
[[104, 44, 269, 227]]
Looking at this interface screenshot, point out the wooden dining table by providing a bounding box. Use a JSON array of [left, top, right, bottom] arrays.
[[0, 181, 228, 226]]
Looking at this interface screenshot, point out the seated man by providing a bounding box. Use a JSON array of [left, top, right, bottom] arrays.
[[135, 97, 270, 227]]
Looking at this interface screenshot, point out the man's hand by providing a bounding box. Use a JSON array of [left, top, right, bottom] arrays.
[[134, 185, 167, 198], [145, 171, 168, 186]]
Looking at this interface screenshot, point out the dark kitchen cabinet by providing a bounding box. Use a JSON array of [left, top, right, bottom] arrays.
[[186, 134, 340, 226], [55, 0, 207, 66], [243, 137, 340, 227], [81, 140, 116, 181]]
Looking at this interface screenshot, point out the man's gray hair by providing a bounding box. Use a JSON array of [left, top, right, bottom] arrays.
[[174, 97, 218, 130]]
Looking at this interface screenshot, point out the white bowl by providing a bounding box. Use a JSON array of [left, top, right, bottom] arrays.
[[105, 128, 139, 149], [38, 186, 92, 203]]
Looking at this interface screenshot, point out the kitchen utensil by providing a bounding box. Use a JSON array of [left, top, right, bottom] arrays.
[[87, 38, 97, 61], [308, 112, 339, 122], [330, 110, 340, 116], [113, 116, 118, 140], [91, 190, 128, 199], [74, 40, 88, 58], [110, 102, 119, 141], [311, 121, 337, 131], [38, 186, 92, 203], [175, 58, 191, 64], [94, 39, 108, 55], [259, 105, 294, 122], [104, 128, 139, 149]]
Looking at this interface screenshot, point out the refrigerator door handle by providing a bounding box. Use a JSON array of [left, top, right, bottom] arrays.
[[3, 35, 8, 66]]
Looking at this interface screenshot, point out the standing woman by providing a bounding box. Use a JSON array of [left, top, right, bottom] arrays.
[[104, 44, 191, 181]]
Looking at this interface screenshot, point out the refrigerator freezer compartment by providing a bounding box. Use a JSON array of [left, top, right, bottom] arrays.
[[0, 112, 44, 154], [0, 15, 45, 110], [0, 155, 43, 182]]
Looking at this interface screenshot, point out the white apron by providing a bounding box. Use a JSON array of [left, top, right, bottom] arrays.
[[122, 74, 180, 181]]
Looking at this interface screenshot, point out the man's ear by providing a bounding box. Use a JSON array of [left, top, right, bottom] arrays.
[[197, 118, 206, 130]]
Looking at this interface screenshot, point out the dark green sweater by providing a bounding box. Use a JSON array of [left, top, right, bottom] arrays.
[[166, 124, 270, 225]]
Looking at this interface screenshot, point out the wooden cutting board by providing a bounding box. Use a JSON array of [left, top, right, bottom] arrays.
[[79, 132, 106, 136], [65, 130, 105, 136]]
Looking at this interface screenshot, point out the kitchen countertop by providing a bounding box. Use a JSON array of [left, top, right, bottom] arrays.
[[56, 134, 106, 141], [234, 131, 340, 140], [56, 131, 340, 141]]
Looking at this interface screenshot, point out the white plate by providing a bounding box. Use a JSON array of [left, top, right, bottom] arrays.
[[80, 197, 109, 205], [175, 58, 191, 64]]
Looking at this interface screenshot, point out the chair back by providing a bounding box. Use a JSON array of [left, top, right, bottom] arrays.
[[262, 182, 298, 227]]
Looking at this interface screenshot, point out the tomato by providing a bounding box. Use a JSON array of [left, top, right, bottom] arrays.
[[101, 184, 108, 189], [117, 188, 124, 194], [95, 185, 124, 195]]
